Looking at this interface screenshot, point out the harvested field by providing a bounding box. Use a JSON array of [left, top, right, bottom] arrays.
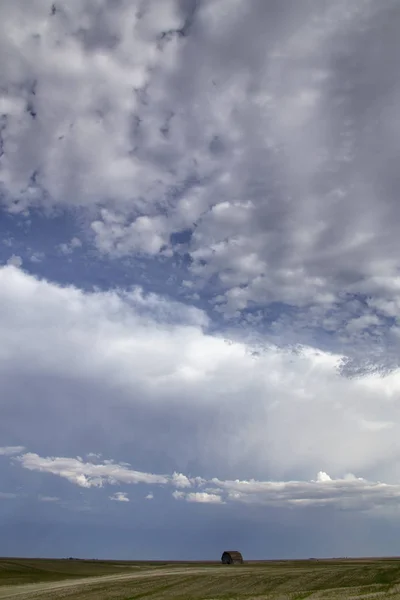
[[2, 558, 400, 599]]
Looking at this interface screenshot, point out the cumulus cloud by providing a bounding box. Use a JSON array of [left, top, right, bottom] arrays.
[[177, 492, 224, 504], [110, 492, 129, 503], [171, 472, 191, 489], [215, 475, 400, 512], [10, 449, 400, 513], [17, 453, 169, 489]]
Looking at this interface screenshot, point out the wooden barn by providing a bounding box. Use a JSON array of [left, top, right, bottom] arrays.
[[221, 550, 244, 565]]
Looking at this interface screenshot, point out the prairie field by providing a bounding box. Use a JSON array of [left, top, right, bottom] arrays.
[[2, 557, 400, 599]]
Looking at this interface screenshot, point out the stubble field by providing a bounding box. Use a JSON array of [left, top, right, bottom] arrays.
[[2, 557, 400, 599]]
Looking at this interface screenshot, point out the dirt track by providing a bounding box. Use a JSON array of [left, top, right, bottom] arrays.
[[0, 567, 223, 599]]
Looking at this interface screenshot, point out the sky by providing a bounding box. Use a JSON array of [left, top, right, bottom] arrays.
[[1, 0, 400, 561]]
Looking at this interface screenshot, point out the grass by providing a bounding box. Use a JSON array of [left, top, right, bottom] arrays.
[[0, 557, 149, 586], [2, 557, 400, 599]]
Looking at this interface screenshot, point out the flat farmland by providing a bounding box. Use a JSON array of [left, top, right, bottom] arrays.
[[2, 557, 400, 599]]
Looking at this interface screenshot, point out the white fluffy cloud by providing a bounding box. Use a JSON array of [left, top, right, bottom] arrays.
[[110, 492, 129, 503], [2, 266, 400, 491], [8, 449, 400, 513], [171, 472, 192, 489], [174, 474, 400, 511], [18, 453, 169, 489], [180, 492, 224, 504]]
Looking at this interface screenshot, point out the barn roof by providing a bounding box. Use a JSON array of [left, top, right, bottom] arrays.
[[223, 550, 243, 558]]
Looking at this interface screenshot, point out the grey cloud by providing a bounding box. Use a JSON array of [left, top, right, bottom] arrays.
[[0, 492, 18, 499], [3, 1, 400, 560], [6, 255, 22, 267], [38, 495, 60, 502], [58, 237, 82, 255], [3, 267, 400, 485], [1, 0, 400, 375], [0, 446, 26, 456]]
